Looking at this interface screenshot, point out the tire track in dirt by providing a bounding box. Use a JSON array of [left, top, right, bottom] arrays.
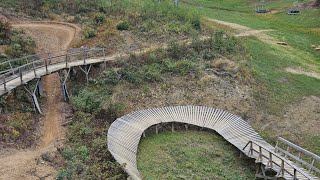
[[0, 21, 80, 180]]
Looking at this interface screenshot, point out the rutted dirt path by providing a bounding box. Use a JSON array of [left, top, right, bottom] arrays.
[[0, 21, 80, 180]]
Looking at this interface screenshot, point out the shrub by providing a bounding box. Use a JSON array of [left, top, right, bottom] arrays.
[[101, 69, 120, 85], [167, 39, 184, 59], [5, 32, 36, 58], [84, 28, 97, 38], [94, 13, 106, 25], [0, 19, 11, 45], [71, 89, 102, 113], [121, 67, 143, 84], [175, 60, 196, 75], [143, 63, 162, 82], [116, 21, 129, 31]]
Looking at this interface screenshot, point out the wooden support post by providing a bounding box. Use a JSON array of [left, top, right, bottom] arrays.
[[31, 93, 42, 114], [250, 142, 253, 155], [294, 169, 297, 180], [59, 69, 71, 102], [143, 131, 146, 138], [184, 124, 188, 130], [259, 146, 262, 162], [171, 122, 175, 132], [79, 65, 92, 85], [37, 78, 43, 97], [24, 84, 43, 115], [269, 152, 273, 168], [280, 159, 284, 177]]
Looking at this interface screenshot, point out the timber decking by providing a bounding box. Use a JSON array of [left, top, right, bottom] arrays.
[[0, 48, 122, 96], [107, 106, 319, 180]]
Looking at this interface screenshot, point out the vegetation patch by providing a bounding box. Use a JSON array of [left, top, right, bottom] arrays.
[[138, 131, 255, 179]]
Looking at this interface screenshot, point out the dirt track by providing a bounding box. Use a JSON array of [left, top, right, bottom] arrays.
[[205, 18, 320, 79], [0, 21, 80, 180]]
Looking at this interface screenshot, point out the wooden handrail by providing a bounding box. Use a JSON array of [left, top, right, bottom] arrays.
[[276, 137, 320, 175], [0, 48, 106, 93], [277, 137, 320, 162], [243, 140, 315, 179]]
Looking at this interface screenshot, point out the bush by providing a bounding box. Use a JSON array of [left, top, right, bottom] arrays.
[[71, 89, 102, 113], [0, 19, 11, 45], [4, 32, 36, 58], [143, 63, 162, 82], [84, 28, 97, 38], [116, 21, 129, 31], [121, 67, 143, 84], [174, 60, 197, 75], [100, 69, 120, 85], [167, 39, 184, 59], [94, 13, 106, 25]]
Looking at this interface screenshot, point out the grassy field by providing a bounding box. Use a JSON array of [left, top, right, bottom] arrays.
[[138, 131, 255, 179]]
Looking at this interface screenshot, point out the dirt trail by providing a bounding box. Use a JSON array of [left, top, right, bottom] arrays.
[[0, 21, 80, 180], [205, 18, 320, 79]]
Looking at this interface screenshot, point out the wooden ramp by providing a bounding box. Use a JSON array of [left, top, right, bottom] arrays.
[[107, 106, 319, 180]]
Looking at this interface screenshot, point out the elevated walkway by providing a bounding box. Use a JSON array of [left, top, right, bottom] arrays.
[[0, 48, 112, 96], [107, 106, 319, 180]]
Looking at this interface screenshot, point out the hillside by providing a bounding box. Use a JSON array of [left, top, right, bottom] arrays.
[[0, 0, 319, 179]]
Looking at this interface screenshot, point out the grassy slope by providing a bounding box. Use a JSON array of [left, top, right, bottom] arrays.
[[183, 0, 320, 114], [138, 131, 255, 179]]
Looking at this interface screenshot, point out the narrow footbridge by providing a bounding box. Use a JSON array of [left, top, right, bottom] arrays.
[[107, 106, 320, 180], [0, 48, 112, 97], [0, 48, 121, 113]]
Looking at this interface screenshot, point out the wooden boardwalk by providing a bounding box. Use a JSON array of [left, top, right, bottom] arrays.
[[0, 48, 119, 96], [107, 106, 319, 180]]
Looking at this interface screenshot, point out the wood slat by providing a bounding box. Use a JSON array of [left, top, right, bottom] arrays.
[[107, 106, 318, 180]]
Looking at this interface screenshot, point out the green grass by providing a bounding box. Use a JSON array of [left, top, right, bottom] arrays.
[[245, 38, 320, 114], [183, 0, 320, 112], [138, 130, 255, 179]]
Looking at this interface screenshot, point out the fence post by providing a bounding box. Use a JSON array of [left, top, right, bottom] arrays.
[[33, 62, 37, 78], [65, 53, 68, 68], [83, 48, 86, 65], [45, 59, 49, 74], [259, 146, 262, 162], [103, 48, 107, 69], [19, 67, 23, 84], [3, 76, 6, 92]]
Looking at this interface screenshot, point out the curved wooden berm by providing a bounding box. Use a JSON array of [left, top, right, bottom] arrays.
[[107, 106, 319, 180]]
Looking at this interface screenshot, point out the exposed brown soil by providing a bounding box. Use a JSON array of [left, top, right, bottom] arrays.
[[0, 21, 80, 180], [285, 67, 320, 79]]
